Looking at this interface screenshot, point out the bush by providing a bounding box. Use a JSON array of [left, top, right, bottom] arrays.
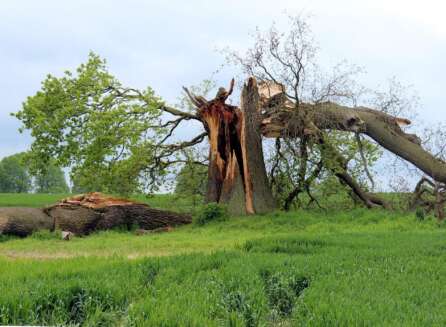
[[194, 203, 228, 226], [415, 208, 425, 221]]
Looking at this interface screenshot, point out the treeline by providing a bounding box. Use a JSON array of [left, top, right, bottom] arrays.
[[0, 153, 69, 194]]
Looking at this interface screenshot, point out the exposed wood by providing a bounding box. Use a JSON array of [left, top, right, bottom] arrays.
[[235, 77, 276, 213], [184, 78, 276, 215], [45, 193, 192, 235]]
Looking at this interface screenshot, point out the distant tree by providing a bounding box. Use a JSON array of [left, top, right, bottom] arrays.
[[70, 174, 90, 194], [34, 163, 69, 194], [0, 153, 32, 193], [175, 161, 207, 199]]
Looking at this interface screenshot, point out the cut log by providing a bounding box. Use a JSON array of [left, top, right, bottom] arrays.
[[45, 193, 191, 235], [0, 207, 53, 237]]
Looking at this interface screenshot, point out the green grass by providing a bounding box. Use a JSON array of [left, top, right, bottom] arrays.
[[1, 194, 446, 325], [0, 193, 195, 211], [0, 193, 70, 207]]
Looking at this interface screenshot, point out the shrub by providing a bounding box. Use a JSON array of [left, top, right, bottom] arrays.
[[194, 203, 228, 226], [415, 207, 425, 221]]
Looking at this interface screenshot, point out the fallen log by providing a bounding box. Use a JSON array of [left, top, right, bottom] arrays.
[[0, 207, 53, 237], [0, 193, 191, 237], [44, 193, 192, 235]]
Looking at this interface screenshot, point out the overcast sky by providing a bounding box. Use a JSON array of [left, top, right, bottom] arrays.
[[0, 0, 445, 160]]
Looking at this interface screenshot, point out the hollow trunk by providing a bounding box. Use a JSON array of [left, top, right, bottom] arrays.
[[200, 78, 276, 215]]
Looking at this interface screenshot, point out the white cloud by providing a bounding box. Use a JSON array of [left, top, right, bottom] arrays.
[[0, 0, 444, 159]]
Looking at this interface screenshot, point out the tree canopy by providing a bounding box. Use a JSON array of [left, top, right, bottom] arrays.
[[34, 162, 69, 194], [0, 152, 68, 194], [0, 153, 31, 193], [15, 53, 207, 195]]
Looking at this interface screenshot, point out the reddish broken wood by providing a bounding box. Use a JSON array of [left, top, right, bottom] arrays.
[[184, 78, 276, 215]]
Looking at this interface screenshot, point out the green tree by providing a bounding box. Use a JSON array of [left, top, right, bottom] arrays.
[[175, 161, 207, 202], [34, 163, 69, 193], [14, 52, 201, 195], [0, 153, 32, 193]]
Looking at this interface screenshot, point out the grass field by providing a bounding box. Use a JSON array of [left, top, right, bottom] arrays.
[[1, 194, 446, 326]]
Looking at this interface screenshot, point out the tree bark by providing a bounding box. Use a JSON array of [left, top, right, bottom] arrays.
[[186, 79, 276, 215], [262, 99, 446, 184], [235, 77, 276, 213], [45, 193, 192, 235], [0, 208, 53, 237]]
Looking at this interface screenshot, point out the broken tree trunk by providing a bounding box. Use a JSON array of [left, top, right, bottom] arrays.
[[255, 80, 389, 209], [227, 78, 276, 214], [261, 97, 446, 184], [45, 193, 192, 235], [409, 177, 446, 220], [0, 208, 53, 237], [318, 139, 390, 209], [184, 79, 276, 215]]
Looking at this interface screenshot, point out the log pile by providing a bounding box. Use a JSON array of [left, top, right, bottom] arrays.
[[0, 193, 191, 237]]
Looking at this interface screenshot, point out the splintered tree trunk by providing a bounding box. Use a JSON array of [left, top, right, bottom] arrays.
[[188, 77, 446, 213], [237, 78, 276, 213], [194, 79, 276, 215]]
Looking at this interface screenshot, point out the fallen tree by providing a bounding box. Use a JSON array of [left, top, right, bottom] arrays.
[[45, 193, 192, 235], [14, 16, 446, 217], [0, 193, 191, 237], [261, 98, 445, 182], [0, 207, 53, 237]]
